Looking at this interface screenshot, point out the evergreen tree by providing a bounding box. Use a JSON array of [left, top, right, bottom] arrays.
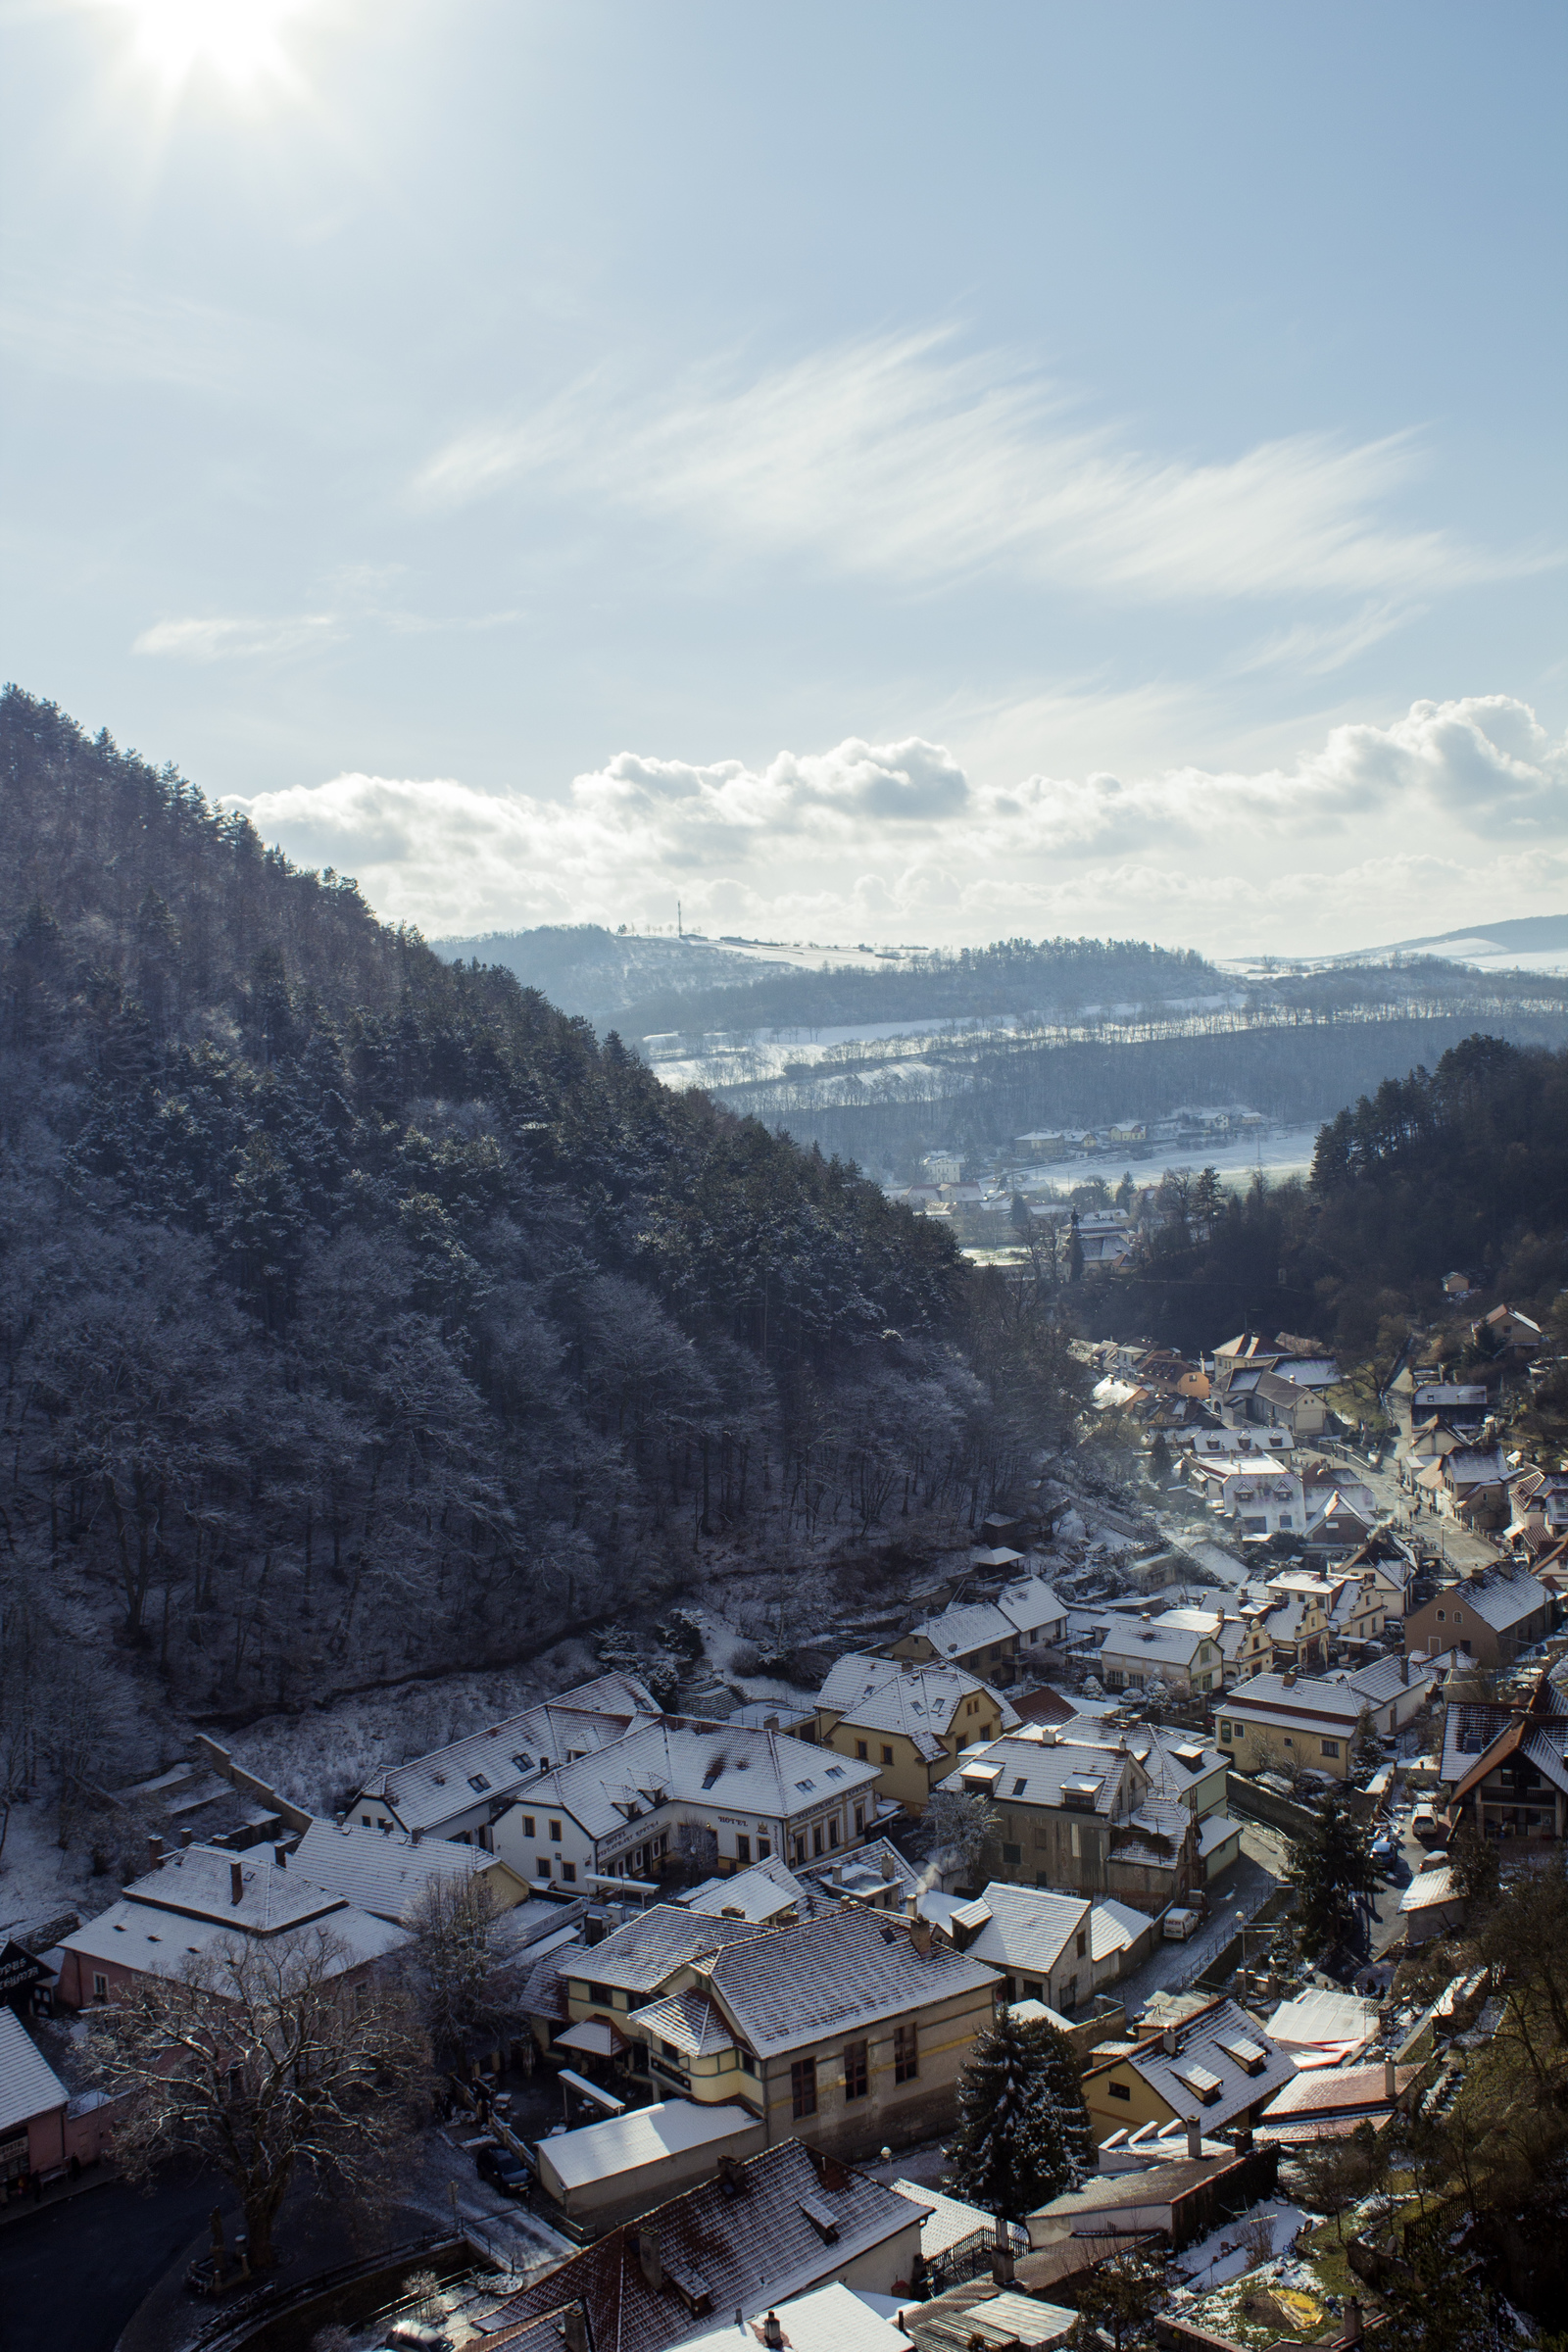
[[1352, 1704, 1385, 1782], [1283, 1788, 1378, 1960], [1448, 1817, 1499, 1917], [945, 2012, 1092, 2221], [1147, 1431, 1172, 1485]]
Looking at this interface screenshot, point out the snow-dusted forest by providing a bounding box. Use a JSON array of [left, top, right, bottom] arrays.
[[0, 688, 1081, 1862]]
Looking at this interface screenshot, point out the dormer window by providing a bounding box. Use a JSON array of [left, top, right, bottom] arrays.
[[468, 1774, 491, 1792]]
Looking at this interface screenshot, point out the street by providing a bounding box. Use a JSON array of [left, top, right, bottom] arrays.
[[0, 2168, 220, 2352]]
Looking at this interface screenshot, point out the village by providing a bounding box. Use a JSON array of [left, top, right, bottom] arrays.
[[4, 1296, 1565, 2352]]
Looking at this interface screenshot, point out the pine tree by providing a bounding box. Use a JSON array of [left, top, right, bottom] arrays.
[[1283, 1788, 1379, 1961], [1352, 1704, 1385, 1782], [945, 2012, 1093, 2221]]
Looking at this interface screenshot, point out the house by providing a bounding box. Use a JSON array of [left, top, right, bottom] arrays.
[[1093, 1614, 1229, 1701], [532, 2098, 767, 2230], [1398, 1862, 1463, 1946], [1327, 1654, 1433, 1738], [1078, 1995, 1297, 2145], [680, 1856, 808, 1924], [1059, 1717, 1241, 1882], [814, 1654, 1019, 1813], [956, 1734, 1200, 1912], [1028, 2143, 1272, 2254], [1403, 1566, 1552, 1669], [1470, 1304, 1544, 1356], [887, 1599, 1028, 1684], [621, 1901, 1001, 2159], [1443, 1671, 1568, 1843], [680, 2281, 915, 2352], [959, 1886, 1094, 2013], [288, 1817, 528, 1922], [488, 1719, 887, 1891], [347, 1672, 662, 1846], [1213, 1674, 1363, 1781], [996, 1575, 1069, 1652], [1410, 1382, 1489, 1421], [53, 1842, 409, 2010], [1185, 1457, 1305, 1541], [0, 2006, 115, 2188], [1303, 1493, 1377, 1557], [1435, 1447, 1511, 1531], [1509, 1469, 1568, 1547], [1442, 1272, 1478, 1300], [1250, 2056, 1421, 2147], [482, 2138, 926, 2350]]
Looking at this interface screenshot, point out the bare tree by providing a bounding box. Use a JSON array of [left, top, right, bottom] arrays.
[[922, 1786, 1000, 1880], [92, 1927, 427, 2267]]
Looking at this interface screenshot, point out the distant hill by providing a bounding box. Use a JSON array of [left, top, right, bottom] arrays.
[[2, 689, 1072, 1807], [1352, 913, 1568, 963], [433, 924, 798, 1023]]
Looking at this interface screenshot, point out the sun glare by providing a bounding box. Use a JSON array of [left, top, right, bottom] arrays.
[[112, 0, 307, 92]]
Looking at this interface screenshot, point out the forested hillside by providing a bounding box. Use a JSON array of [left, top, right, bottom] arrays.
[[1077, 1034, 1568, 1361], [0, 689, 1074, 1803]]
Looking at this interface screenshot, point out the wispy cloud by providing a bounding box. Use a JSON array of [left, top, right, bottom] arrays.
[[222, 695, 1568, 951], [1230, 599, 1421, 677], [414, 331, 1547, 607], [133, 603, 522, 662]]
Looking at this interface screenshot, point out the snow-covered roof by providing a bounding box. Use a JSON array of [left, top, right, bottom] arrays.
[[1447, 1568, 1547, 1631], [1089, 1898, 1152, 1964], [119, 1843, 347, 1936], [892, 2180, 1027, 2261], [1102, 1995, 1298, 2132], [997, 1576, 1067, 1640], [62, 1895, 408, 1983], [626, 1989, 737, 2059], [908, 1599, 1017, 1660], [539, 2099, 760, 2194], [702, 1903, 1000, 2062], [1336, 1656, 1432, 1711], [291, 1818, 502, 1922], [680, 2280, 912, 2352], [957, 1735, 1144, 1819], [524, 1718, 881, 1845], [357, 1672, 661, 1832], [1400, 1865, 1457, 1914], [566, 1904, 761, 1998], [681, 1857, 808, 1922], [1220, 1672, 1362, 1727], [815, 1653, 1018, 1745], [0, 2006, 69, 2134], [963, 1884, 1089, 1979], [1265, 1987, 1380, 2068]]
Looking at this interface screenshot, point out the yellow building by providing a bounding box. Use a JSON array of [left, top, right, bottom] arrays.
[[814, 1653, 1018, 1812], [1079, 1996, 1298, 2145]]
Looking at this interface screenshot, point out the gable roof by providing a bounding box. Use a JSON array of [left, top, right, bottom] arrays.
[[996, 1577, 1067, 1639], [357, 1672, 661, 1831], [568, 1904, 763, 1998], [524, 1720, 882, 1846], [1220, 1672, 1361, 1726], [681, 1856, 808, 1923], [483, 2138, 921, 2352], [291, 1818, 499, 1922], [815, 1654, 1018, 1746], [908, 1599, 1017, 1660], [963, 1885, 1090, 1979], [957, 1735, 1144, 1819], [1090, 1994, 1297, 2132], [0, 2005, 69, 2134], [121, 1843, 347, 1935], [703, 1902, 1000, 2061]]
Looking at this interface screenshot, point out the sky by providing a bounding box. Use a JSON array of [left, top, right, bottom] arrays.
[[3, 0, 1566, 956]]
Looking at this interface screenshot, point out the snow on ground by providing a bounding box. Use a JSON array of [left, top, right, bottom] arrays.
[[1167, 2200, 1309, 2296], [0, 1794, 103, 1937]]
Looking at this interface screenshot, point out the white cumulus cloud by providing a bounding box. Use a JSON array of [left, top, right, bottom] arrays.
[[222, 696, 1568, 955]]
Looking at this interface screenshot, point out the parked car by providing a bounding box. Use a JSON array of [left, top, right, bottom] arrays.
[[1370, 1829, 1400, 1869], [1410, 1805, 1447, 1848], [1162, 1906, 1201, 1941], [476, 2142, 531, 2200]]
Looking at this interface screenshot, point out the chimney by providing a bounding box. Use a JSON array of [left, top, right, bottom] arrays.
[[585, 1909, 609, 1948], [562, 2307, 590, 2352], [273, 1843, 288, 1869], [1343, 2297, 1364, 2346], [880, 1848, 895, 1881], [147, 1835, 165, 1872], [1187, 2117, 1202, 2158], [762, 2315, 784, 2351], [909, 1916, 933, 1957], [635, 2229, 663, 2293], [1385, 2056, 1397, 2101], [832, 1863, 843, 1886], [178, 1826, 193, 1848], [1162, 2026, 1178, 2056], [411, 1826, 422, 1844], [905, 1891, 919, 1922], [1402, 1650, 1410, 1686], [229, 1860, 245, 1906], [991, 2212, 1016, 2285]]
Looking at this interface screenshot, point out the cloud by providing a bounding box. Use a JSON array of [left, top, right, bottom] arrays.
[[223, 696, 1568, 955], [132, 603, 522, 662], [414, 331, 1547, 607]]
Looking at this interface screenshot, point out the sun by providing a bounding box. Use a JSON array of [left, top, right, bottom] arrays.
[[111, 0, 308, 93]]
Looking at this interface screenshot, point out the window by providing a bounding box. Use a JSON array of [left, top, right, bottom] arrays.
[[812, 1825, 824, 1857], [856, 1740, 868, 1760], [1453, 1611, 1463, 1625], [1109, 2081, 1132, 2102], [1076, 1930, 1087, 1959], [468, 1773, 491, 1792], [828, 1820, 840, 1848], [759, 1838, 772, 1859], [562, 1862, 577, 1884], [854, 1805, 864, 1836], [736, 1835, 752, 1866], [1283, 1737, 1294, 1748], [589, 1983, 612, 2005], [92, 1972, 108, 2001], [894, 2024, 919, 2083], [512, 1753, 533, 1774], [1321, 1740, 1340, 1758], [536, 1859, 551, 1878], [549, 1820, 563, 1842], [1013, 1777, 1029, 1795], [1003, 1842, 1021, 1866], [1437, 1609, 1446, 1622], [1218, 1722, 1232, 1742], [740, 2049, 758, 2075], [825, 1766, 846, 1782], [361, 1814, 371, 1826], [522, 1815, 535, 1839], [793, 1838, 807, 1865], [791, 2057, 817, 2118], [1021, 1977, 1043, 2001], [881, 1745, 895, 1766], [844, 2040, 868, 2100]]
